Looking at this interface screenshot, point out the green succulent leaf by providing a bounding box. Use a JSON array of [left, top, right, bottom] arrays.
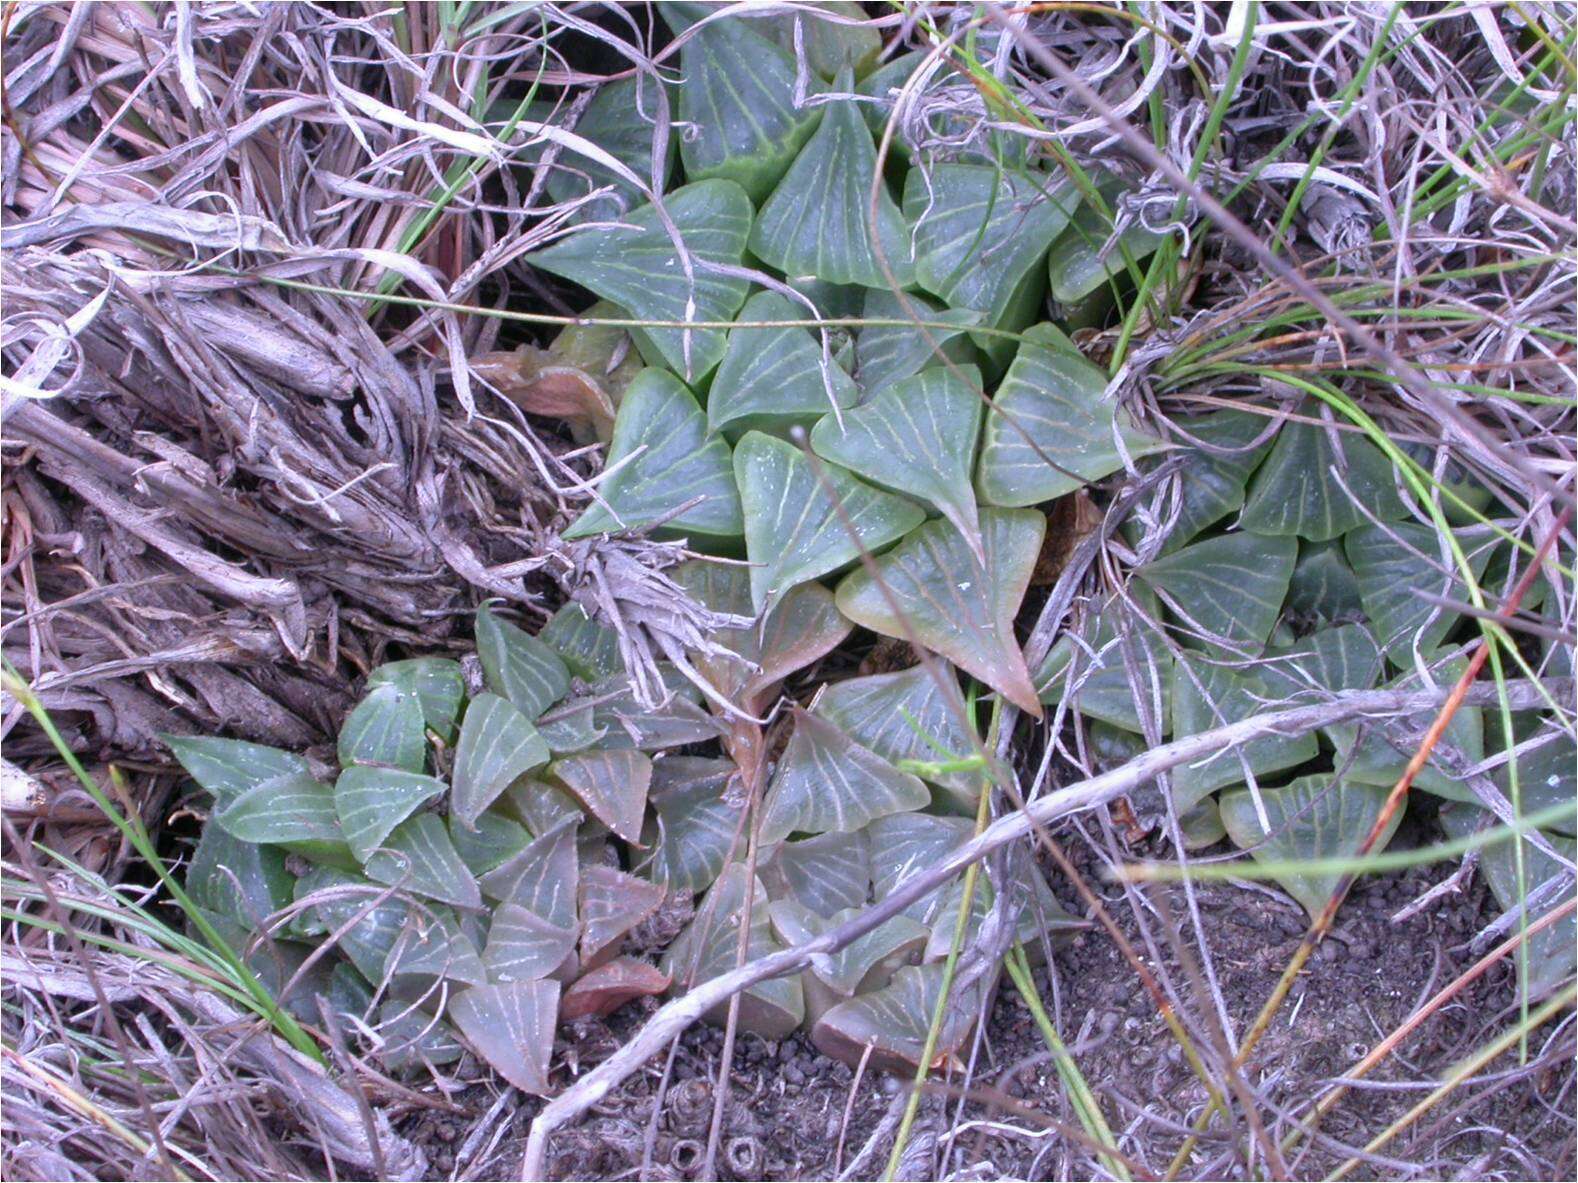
[[186, 823, 294, 927], [1287, 540, 1365, 623], [293, 869, 411, 982], [338, 683, 427, 773], [578, 669, 721, 751], [761, 2, 881, 78], [762, 828, 871, 918], [450, 981, 561, 1095], [550, 749, 652, 844], [812, 962, 980, 1074], [769, 900, 926, 996], [540, 603, 624, 683], [1169, 656, 1321, 812], [904, 164, 1076, 333], [214, 770, 342, 848], [759, 708, 929, 846], [1345, 523, 1494, 663], [364, 813, 482, 910], [481, 902, 578, 983], [853, 287, 981, 394], [867, 812, 974, 922], [378, 1000, 465, 1070], [580, 864, 666, 965], [665, 8, 822, 202], [524, 179, 753, 381], [479, 819, 579, 928], [476, 604, 571, 721], [365, 658, 466, 743], [811, 365, 985, 551], [1239, 407, 1407, 541], [644, 757, 743, 896], [332, 766, 446, 864], [1138, 531, 1297, 651], [1046, 191, 1167, 306], [835, 508, 1045, 715], [707, 290, 859, 437], [1035, 590, 1173, 733], [564, 368, 743, 540], [1440, 806, 1575, 998], [750, 87, 914, 288], [501, 776, 585, 838], [661, 864, 804, 1039], [166, 735, 310, 808], [976, 322, 1160, 508], [1154, 410, 1276, 553], [450, 811, 532, 876], [1259, 623, 1387, 702], [385, 909, 487, 985], [1499, 732, 1577, 834], [1219, 774, 1402, 918], [450, 693, 550, 829], [814, 663, 978, 808], [543, 76, 674, 222], [735, 431, 925, 613]]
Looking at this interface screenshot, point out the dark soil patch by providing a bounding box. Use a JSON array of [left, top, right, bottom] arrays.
[[429, 837, 1574, 1182]]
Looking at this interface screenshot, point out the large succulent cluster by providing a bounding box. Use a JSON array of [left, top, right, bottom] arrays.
[[174, 2, 1572, 1096]]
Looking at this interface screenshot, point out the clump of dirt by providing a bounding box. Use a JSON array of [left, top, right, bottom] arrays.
[[448, 838, 1574, 1182]]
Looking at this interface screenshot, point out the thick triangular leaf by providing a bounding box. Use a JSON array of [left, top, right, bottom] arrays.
[[665, 8, 822, 202], [1219, 774, 1401, 918], [769, 900, 926, 996], [1287, 540, 1365, 623], [1169, 656, 1321, 812], [482, 902, 578, 983], [580, 864, 666, 965], [1498, 732, 1576, 834], [479, 819, 579, 928], [166, 735, 309, 807], [215, 770, 342, 847], [1258, 623, 1386, 701], [1180, 796, 1227, 849], [904, 164, 1076, 333], [976, 322, 1160, 507], [1138, 531, 1297, 651], [1345, 523, 1494, 662], [540, 603, 624, 683], [673, 559, 851, 709], [364, 813, 482, 910], [550, 750, 651, 844], [835, 508, 1045, 715], [365, 658, 466, 743], [293, 869, 412, 982], [1035, 590, 1173, 733], [564, 369, 743, 540], [384, 908, 487, 985], [378, 999, 465, 1071], [542, 76, 674, 223], [1440, 806, 1575, 998], [525, 179, 752, 380], [759, 709, 929, 845], [814, 664, 979, 807], [812, 962, 981, 1074], [186, 823, 294, 927], [585, 682, 720, 752], [811, 365, 984, 550], [761, 2, 881, 78], [450, 811, 532, 876], [338, 683, 427, 773], [1240, 409, 1407, 541], [451, 693, 550, 828], [660, 864, 804, 1039], [476, 604, 570, 721], [707, 290, 859, 437], [643, 757, 744, 896], [502, 776, 585, 837], [762, 828, 871, 918], [854, 287, 981, 394], [561, 957, 672, 1020], [925, 863, 1083, 960], [1046, 191, 1167, 306], [333, 766, 446, 864], [867, 812, 973, 922], [450, 981, 560, 1096], [1153, 410, 1276, 553], [735, 431, 925, 613], [750, 87, 914, 288]]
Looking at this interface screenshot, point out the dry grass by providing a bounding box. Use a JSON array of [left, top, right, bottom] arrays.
[[2, 2, 1573, 1180]]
